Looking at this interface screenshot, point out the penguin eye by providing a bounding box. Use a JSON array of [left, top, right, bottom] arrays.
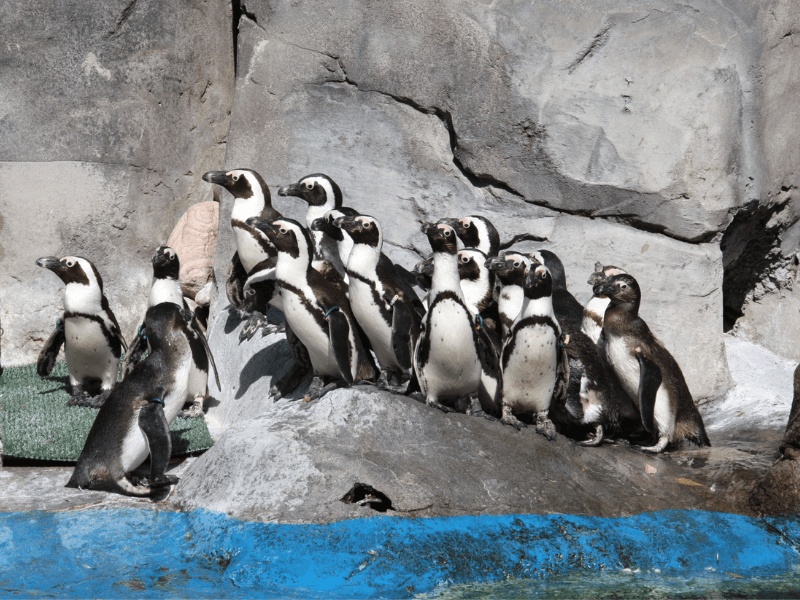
[[305, 182, 314, 190], [363, 221, 371, 229], [279, 227, 288, 235], [464, 222, 471, 228], [65, 259, 75, 268], [245, 289, 255, 297], [460, 256, 469, 264], [620, 283, 628, 290], [443, 229, 452, 237], [231, 174, 240, 182], [513, 261, 520, 268]]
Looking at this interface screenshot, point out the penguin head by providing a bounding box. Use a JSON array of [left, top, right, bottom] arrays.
[[587, 263, 627, 287], [242, 264, 276, 313], [422, 222, 458, 255], [523, 264, 553, 300], [310, 209, 345, 241], [335, 215, 382, 248], [594, 273, 640, 309], [457, 249, 487, 282], [141, 303, 191, 356], [203, 169, 271, 204], [448, 216, 499, 256], [529, 249, 567, 290], [250, 217, 313, 264], [278, 174, 342, 210], [413, 255, 434, 291], [36, 256, 103, 290], [486, 252, 531, 286], [151, 246, 180, 280]]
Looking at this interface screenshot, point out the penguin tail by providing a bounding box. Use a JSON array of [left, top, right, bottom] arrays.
[[676, 417, 711, 448]]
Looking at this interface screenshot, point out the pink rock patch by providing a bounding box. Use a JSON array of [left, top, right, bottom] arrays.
[[167, 201, 219, 299]]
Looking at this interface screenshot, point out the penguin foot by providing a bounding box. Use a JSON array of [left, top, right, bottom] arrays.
[[535, 414, 558, 441], [304, 377, 340, 401], [426, 399, 455, 413], [239, 312, 270, 343], [271, 363, 308, 401], [500, 405, 526, 430], [576, 424, 605, 447], [179, 398, 205, 419], [140, 475, 179, 489], [637, 435, 669, 454], [67, 388, 110, 408], [466, 397, 499, 421], [262, 321, 285, 336]]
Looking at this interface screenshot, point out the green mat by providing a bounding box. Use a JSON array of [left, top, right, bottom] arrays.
[[0, 361, 213, 461]]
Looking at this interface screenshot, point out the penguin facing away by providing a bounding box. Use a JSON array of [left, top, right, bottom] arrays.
[[250, 217, 377, 399], [334, 214, 423, 393], [66, 304, 203, 495], [529, 249, 584, 334], [583, 262, 629, 344], [414, 222, 497, 418], [594, 273, 710, 453], [36, 256, 127, 407], [500, 264, 567, 440]]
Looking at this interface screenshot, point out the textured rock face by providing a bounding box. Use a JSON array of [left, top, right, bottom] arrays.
[[166, 201, 220, 299], [0, 0, 233, 364]]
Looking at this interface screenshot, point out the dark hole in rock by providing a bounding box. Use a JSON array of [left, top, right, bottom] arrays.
[[341, 483, 394, 513]]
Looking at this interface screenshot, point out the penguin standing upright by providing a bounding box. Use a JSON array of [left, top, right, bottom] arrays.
[[500, 264, 567, 439], [414, 222, 497, 418], [595, 273, 710, 453], [66, 303, 207, 495], [334, 214, 422, 392], [485, 252, 532, 337], [278, 174, 346, 277], [582, 263, 628, 344], [249, 217, 377, 398], [122, 246, 219, 418], [529, 250, 584, 333], [36, 256, 127, 407], [310, 207, 359, 279]]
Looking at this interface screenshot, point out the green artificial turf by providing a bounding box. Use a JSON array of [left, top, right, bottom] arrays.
[[0, 361, 213, 461]]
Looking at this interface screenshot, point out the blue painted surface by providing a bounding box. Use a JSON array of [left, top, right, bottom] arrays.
[[0, 509, 798, 598]]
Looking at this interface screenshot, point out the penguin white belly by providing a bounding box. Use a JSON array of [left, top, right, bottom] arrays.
[[499, 287, 524, 336], [282, 291, 340, 377], [349, 279, 397, 369], [187, 360, 208, 401], [421, 299, 480, 400], [120, 407, 149, 473], [653, 386, 676, 439], [582, 297, 609, 343], [64, 317, 117, 389], [502, 324, 557, 413], [148, 280, 183, 307], [234, 227, 269, 274]]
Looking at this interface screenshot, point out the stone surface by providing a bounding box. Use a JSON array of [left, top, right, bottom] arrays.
[[0, 0, 233, 365], [166, 201, 220, 299]]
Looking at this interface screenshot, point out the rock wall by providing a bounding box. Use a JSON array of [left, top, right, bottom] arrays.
[[0, 0, 234, 364]]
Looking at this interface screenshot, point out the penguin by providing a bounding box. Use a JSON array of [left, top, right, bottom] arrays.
[[310, 207, 358, 278], [334, 214, 422, 392], [594, 273, 710, 453], [278, 174, 346, 277], [36, 256, 127, 407], [583, 262, 629, 344], [500, 264, 568, 439], [528, 249, 584, 334], [485, 252, 532, 337], [122, 246, 220, 419], [443, 216, 501, 257], [412, 255, 434, 310], [202, 168, 280, 324], [66, 303, 208, 495], [248, 217, 377, 399], [414, 222, 499, 418]]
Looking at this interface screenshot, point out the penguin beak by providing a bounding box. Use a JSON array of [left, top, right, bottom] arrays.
[[593, 280, 614, 297], [277, 183, 303, 198], [36, 256, 64, 272], [485, 256, 509, 272], [246, 216, 272, 234], [309, 217, 326, 232], [202, 171, 233, 187], [334, 216, 359, 232], [413, 257, 434, 277], [152, 252, 168, 267]]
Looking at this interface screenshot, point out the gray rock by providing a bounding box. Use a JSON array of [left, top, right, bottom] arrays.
[[0, 0, 234, 365]]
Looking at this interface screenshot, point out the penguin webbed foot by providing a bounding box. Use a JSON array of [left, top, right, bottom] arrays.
[[271, 363, 309, 401], [576, 424, 605, 447], [179, 398, 205, 419], [426, 398, 455, 414], [238, 312, 282, 343], [139, 474, 178, 490], [501, 405, 527, 430], [376, 369, 410, 395], [535, 413, 558, 441], [466, 396, 499, 422], [66, 386, 110, 408], [303, 376, 341, 401], [636, 435, 670, 454]]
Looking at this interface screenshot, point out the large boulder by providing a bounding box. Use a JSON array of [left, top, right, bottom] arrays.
[[0, 0, 233, 364]]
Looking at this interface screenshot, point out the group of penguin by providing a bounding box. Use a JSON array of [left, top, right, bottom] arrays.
[[34, 167, 710, 496]]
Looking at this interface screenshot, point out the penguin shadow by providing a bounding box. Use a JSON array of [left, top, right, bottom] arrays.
[[168, 427, 193, 455], [223, 306, 243, 334], [38, 375, 70, 395], [236, 338, 311, 400]]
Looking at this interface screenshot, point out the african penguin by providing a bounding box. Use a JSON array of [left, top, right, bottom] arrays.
[[249, 217, 377, 399], [335, 214, 422, 393], [310, 207, 358, 278], [278, 174, 346, 277], [500, 264, 567, 439], [443, 216, 501, 257], [582, 262, 629, 344], [122, 246, 220, 419], [485, 252, 532, 338], [36, 256, 127, 407], [595, 273, 710, 453], [414, 222, 498, 418], [66, 303, 203, 495], [529, 249, 584, 334]]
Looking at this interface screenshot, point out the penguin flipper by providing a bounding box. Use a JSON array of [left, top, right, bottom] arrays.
[[326, 308, 354, 384], [553, 337, 570, 405], [137, 389, 172, 486], [226, 252, 248, 311], [37, 325, 65, 377], [391, 300, 414, 370], [635, 348, 662, 434]]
